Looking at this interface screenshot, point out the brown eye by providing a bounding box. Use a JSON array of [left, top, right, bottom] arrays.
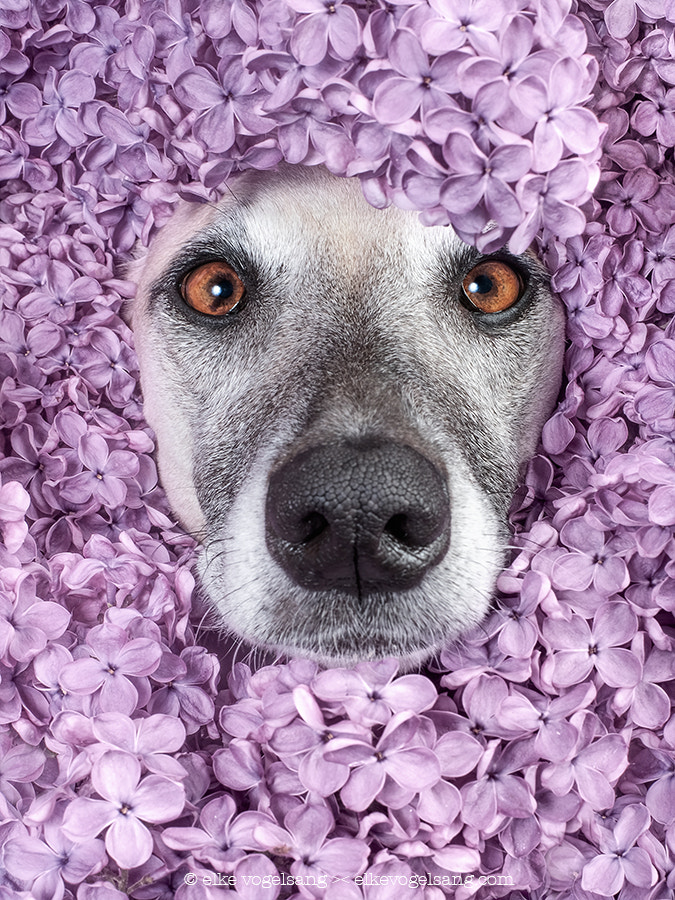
[[180, 261, 245, 316], [461, 260, 524, 314]]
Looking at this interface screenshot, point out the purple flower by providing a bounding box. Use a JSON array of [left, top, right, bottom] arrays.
[[286, 0, 362, 66], [72, 329, 137, 405], [421, 0, 505, 55], [581, 805, 657, 895], [371, 29, 459, 126], [513, 59, 603, 170], [59, 433, 140, 509], [0, 571, 71, 665], [458, 13, 538, 102], [604, 0, 667, 40], [552, 515, 631, 596], [148, 645, 218, 733], [512, 160, 591, 252], [541, 725, 628, 811], [0, 732, 45, 807], [440, 133, 531, 225], [173, 61, 269, 154], [4, 808, 106, 900], [312, 657, 438, 724], [163, 795, 265, 870], [325, 711, 440, 811], [542, 602, 641, 688], [599, 167, 664, 235], [22, 68, 96, 148], [460, 739, 537, 830], [253, 803, 369, 883], [497, 682, 596, 761], [58, 620, 162, 714], [612, 635, 674, 729], [62, 750, 186, 869], [0, 476, 29, 553], [91, 712, 187, 778], [269, 685, 356, 795]]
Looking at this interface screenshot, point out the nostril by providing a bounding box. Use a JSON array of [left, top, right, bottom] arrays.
[[384, 513, 411, 545], [301, 512, 328, 543]]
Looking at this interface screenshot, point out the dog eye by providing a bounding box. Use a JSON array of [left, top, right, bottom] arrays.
[[180, 261, 245, 316], [461, 260, 524, 314]]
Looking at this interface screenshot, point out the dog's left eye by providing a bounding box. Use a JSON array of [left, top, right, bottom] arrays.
[[180, 261, 245, 316], [461, 260, 524, 314]]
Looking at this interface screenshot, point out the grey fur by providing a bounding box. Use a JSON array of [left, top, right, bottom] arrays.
[[129, 166, 565, 669]]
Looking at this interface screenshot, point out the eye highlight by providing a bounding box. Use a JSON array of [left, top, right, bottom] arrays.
[[461, 260, 524, 314], [180, 261, 245, 316]]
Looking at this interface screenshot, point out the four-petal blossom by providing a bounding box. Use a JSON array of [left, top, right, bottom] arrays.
[[63, 750, 185, 869]]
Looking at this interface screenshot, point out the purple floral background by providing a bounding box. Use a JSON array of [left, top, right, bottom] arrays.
[[0, 0, 674, 897]]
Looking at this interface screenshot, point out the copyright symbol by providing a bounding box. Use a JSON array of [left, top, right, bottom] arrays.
[[184, 873, 198, 886]]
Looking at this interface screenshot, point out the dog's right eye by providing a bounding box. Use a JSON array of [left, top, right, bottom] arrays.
[[180, 261, 245, 316], [461, 260, 524, 314]]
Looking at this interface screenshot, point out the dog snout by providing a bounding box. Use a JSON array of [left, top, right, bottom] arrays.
[[265, 440, 451, 594]]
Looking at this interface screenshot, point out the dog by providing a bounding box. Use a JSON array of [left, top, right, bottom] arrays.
[[129, 165, 565, 669]]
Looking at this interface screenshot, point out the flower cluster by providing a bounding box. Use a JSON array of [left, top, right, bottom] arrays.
[[0, 0, 674, 898]]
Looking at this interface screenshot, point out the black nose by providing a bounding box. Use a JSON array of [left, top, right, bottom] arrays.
[[265, 441, 450, 594]]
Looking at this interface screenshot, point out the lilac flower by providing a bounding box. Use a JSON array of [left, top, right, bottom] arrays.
[[0, 476, 29, 553], [512, 160, 591, 252], [253, 802, 369, 885], [213, 738, 265, 791], [59, 433, 140, 509], [371, 29, 460, 125], [0, 732, 45, 807], [512, 60, 603, 170], [541, 723, 628, 810], [632, 84, 675, 144], [460, 739, 538, 830], [421, 0, 506, 55], [612, 636, 673, 728], [286, 0, 361, 66], [91, 712, 187, 778], [173, 61, 269, 153], [497, 682, 596, 761], [58, 620, 162, 714], [457, 13, 538, 102], [581, 805, 657, 895], [269, 685, 357, 794], [552, 515, 631, 596], [311, 657, 438, 724], [598, 167, 664, 235], [62, 749, 186, 869], [325, 711, 440, 811], [17, 261, 99, 323], [440, 133, 531, 225], [3, 808, 106, 900], [542, 602, 641, 688], [72, 329, 137, 405], [0, 571, 71, 665], [148, 645, 218, 733], [22, 68, 96, 147], [162, 794, 266, 870], [604, 0, 667, 40]]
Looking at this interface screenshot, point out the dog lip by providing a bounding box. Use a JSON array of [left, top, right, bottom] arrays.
[[265, 439, 451, 594]]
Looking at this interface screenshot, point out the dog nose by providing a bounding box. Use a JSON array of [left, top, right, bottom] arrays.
[[265, 441, 450, 593]]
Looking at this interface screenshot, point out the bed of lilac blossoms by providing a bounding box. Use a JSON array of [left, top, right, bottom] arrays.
[[0, 0, 674, 897]]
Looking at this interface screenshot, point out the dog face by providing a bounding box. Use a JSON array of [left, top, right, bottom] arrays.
[[130, 166, 565, 668]]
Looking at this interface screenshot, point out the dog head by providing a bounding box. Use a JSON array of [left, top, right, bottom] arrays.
[[130, 165, 565, 668]]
